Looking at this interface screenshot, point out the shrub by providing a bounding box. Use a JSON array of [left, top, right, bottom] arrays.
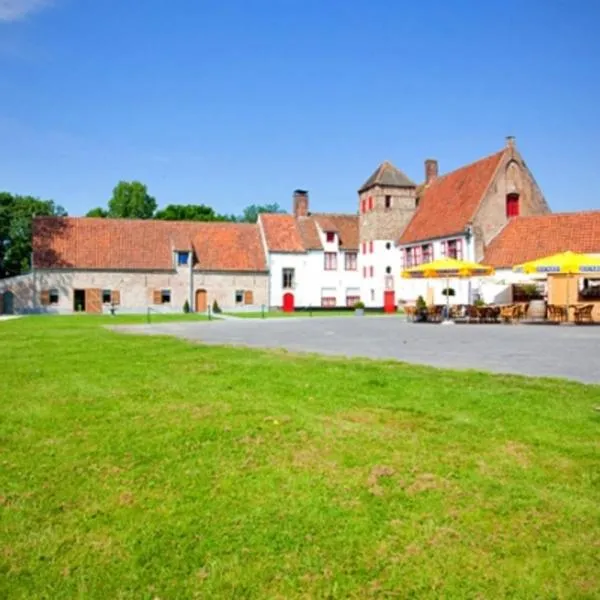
[[183, 300, 190, 314], [474, 298, 486, 307], [212, 300, 222, 314], [354, 301, 365, 309], [416, 295, 427, 310]]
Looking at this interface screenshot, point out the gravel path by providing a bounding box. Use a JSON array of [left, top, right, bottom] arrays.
[[113, 317, 600, 384]]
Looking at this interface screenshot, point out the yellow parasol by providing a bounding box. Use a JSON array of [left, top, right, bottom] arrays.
[[513, 251, 600, 320], [514, 250, 600, 275], [402, 258, 495, 322]]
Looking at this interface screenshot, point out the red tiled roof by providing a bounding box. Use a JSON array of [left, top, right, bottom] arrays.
[[259, 214, 306, 253], [312, 214, 359, 250], [399, 150, 505, 244], [484, 211, 600, 267], [296, 217, 321, 250], [33, 217, 267, 272]]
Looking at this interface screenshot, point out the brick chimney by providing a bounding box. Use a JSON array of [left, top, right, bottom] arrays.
[[425, 159, 438, 184], [293, 189, 309, 218]]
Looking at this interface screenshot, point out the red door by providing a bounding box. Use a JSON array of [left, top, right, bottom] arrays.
[[384, 290, 396, 313], [283, 292, 294, 312]]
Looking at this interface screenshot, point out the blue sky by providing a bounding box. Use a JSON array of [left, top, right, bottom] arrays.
[[1, 0, 599, 216]]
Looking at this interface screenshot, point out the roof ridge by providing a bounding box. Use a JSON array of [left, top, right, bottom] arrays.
[[41, 216, 258, 228], [428, 148, 506, 185]]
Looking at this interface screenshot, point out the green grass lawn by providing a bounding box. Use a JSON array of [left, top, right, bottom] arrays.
[[1, 316, 599, 599]]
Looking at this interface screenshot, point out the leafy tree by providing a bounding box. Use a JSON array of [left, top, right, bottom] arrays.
[[86, 207, 108, 218], [237, 203, 285, 223], [0, 192, 67, 278], [107, 181, 157, 219], [154, 204, 235, 222]]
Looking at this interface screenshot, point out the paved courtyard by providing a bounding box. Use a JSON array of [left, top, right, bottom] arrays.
[[115, 317, 600, 384]]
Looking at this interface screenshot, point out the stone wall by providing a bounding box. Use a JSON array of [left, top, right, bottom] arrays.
[[0, 269, 268, 314], [473, 146, 550, 261], [359, 185, 417, 242]]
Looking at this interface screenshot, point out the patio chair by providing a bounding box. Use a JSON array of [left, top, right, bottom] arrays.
[[465, 305, 480, 323], [404, 306, 417, 322], [499, 305, 515, 323], [547, 304, 567, 323], [574, 304, 595, 324], [514, 303, 528, 322], [489, 306, 501, 323]]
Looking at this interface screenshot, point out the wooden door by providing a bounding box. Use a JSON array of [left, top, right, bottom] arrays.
[[86, 288, 102, 314], [384, 290, 396, 313], [282, 292, 294, 312], [195, 289, 207, 312], [244, 290, 253, 305]]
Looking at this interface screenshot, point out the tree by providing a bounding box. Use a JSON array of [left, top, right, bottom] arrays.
[[237, 203, 285, 223], [107, 181, 157, 219], [86, 207, 108, 218], [0, 193, 67, 278], [154, 204, 235, 222]]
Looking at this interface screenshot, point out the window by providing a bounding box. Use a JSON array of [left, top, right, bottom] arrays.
[[403, 244, 433, 267], [422, 244, 433, 263], [386, 242, 391, 250], [326, 231, 335, 243], [177, 251, 190, 266], [282, 268, 294, 289], [370, 289, 375, 301], [370, 266, 374, 278], [324, 252, 337, 270], [102, 289, 111, 303], [346, 295, 360, 307], [363, 266, 367, 278], [235, 290, 244, 304], [362, 242, 367, 254], [345, 252, 357, 271], [444, 239, 463, 260], [321, 288, 336, 307], [385, 266, 391, 274], [368, 196, 374, 211], [161, 289, 171, 304], [506, 193, 520, 218], [361, 199, 366, 214], [369, 241, 374, 253], [49, 289, 59, 305], [385, 195, 392, 209]]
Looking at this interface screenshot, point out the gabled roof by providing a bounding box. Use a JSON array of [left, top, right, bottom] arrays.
[[399, 150, 505, 244], [33, 217, 268, 272], [483, 211, 600, 267], [312, 214, 359, 250], [259, 214, 306, 253], [260, 213, 359, 253], [359, 161, 416, 192]]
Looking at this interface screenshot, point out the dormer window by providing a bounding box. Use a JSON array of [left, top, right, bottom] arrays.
[[177, 251, 190, 266], [326, 231, 335, 243], [506, 193, 520, 218]]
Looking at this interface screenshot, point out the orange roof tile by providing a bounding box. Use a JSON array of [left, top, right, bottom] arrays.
[[399, 150, 505, 244], [484, 212, 600, 267], [259, 214, 305, 252], [297, 217, 322, 250], [33, 217, 267, 272]]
